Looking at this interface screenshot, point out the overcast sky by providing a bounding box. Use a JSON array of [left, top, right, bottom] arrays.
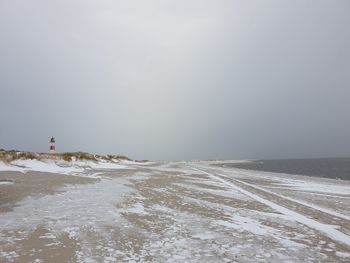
[[1, 0, 349, 160]]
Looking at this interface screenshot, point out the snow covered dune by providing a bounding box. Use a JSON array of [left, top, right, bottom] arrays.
[[0, 157, 135, 177]]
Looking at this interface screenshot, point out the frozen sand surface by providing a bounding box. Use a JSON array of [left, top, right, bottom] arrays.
[[0, 161, 349, 262]]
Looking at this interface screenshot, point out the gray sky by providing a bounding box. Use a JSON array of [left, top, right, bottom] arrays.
[[1, 0, 350, 160]]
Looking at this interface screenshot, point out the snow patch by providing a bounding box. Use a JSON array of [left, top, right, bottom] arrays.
[[0, 161, 24, 172], [11, 159, 84, 175], [0, 177, 134, 238], [336, 251, 350, 259], [0, 181, 14, 185], [0, 158, 134, 176], [119, 203, 148, 215], [70, 159, 131, 170], [273, 179, 350, 196]]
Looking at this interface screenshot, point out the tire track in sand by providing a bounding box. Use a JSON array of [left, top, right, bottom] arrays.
[[190, 166, 350, 247]]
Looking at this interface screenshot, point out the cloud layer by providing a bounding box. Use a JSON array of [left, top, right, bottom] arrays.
[[1, 0, 350, 160]]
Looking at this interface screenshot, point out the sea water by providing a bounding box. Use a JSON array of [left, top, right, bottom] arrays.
[[220, 158, 350, 181]]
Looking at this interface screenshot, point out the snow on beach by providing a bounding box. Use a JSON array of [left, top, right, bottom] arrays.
[[0, 160, 349, 262], [0, 161, 25, 172], [0, 157, 133, 177]]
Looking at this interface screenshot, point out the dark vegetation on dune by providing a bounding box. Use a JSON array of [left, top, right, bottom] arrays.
[[0, 149, 138, 163]]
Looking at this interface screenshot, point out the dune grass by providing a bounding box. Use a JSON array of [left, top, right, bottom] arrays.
[[0, 149, 132, 163]]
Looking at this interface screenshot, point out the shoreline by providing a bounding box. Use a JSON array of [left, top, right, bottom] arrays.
[[215, 158, 350, 181]]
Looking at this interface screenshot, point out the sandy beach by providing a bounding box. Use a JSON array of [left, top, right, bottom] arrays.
[[0, 160, 350, 262]]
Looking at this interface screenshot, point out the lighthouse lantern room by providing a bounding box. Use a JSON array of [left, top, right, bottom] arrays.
[[49, 137, 56, 153]]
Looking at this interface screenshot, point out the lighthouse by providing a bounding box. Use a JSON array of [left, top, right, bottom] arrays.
[[49, 137, 56, 153]]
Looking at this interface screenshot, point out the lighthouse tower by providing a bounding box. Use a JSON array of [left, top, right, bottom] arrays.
[[49, 137, 56, 153]]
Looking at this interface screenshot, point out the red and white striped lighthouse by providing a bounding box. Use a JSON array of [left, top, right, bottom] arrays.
[[49, 136, 56, 153]]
